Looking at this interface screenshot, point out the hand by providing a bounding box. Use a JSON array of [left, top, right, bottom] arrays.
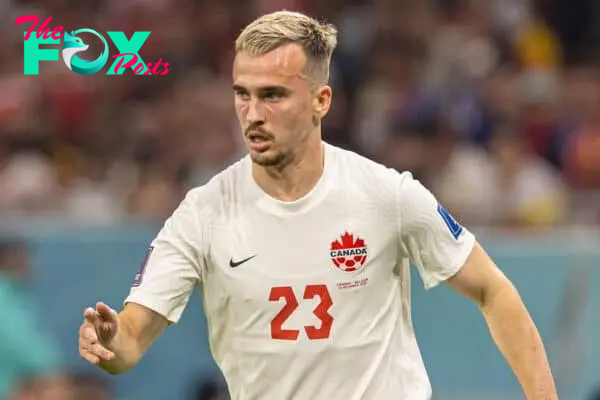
[[78, 302, 118, 365]]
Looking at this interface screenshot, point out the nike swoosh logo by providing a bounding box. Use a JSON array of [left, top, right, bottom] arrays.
[[229, 255, 256, 268]]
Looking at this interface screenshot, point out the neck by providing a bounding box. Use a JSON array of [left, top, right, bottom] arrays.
[[252, 136, 324, 201]]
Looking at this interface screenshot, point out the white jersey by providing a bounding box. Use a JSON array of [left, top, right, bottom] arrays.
[[125, 142, 476, 400]]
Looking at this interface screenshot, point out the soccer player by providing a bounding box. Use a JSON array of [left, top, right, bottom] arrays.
[[78, 11, 557, 400]]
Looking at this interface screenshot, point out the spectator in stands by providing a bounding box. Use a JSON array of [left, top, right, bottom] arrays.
[[488, 124, 570, 228], [0, 238, 66, 399]]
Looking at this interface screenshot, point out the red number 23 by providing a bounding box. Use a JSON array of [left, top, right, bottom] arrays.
[[269, 285, 333, 340]]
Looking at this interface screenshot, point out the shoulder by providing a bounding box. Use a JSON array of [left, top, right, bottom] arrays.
[[327, 143, 414, 200], [327, 143, 399, 184]]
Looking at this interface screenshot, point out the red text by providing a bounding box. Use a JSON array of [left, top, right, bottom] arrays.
[[112, 53, 172, 75], [15, 15, 64, 41]]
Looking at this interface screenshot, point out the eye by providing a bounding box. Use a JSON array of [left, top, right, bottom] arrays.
[[263, 92, 283, 101], [235, 91, 250, 101]]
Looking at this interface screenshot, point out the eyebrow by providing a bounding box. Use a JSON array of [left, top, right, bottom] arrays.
[[232, 85, 290, 93]]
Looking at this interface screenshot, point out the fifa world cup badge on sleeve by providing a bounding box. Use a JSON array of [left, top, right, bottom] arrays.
[[132, 246, 154, 287], [437, 204, 463, 240]]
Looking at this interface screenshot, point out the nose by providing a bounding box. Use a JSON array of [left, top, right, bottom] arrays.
[[246, 98, 265, 124]]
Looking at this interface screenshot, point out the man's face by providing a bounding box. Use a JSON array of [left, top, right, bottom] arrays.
[[232, 43, 330, 168]]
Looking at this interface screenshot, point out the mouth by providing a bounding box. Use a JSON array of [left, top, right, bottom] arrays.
[[246, 131, 273, 152]]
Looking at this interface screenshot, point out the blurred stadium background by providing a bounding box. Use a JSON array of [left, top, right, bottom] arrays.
[[1, 0, 599, 399]]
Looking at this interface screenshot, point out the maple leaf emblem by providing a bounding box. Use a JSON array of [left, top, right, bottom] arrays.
[[329, 232, 368, 272], [331, 232, 365, 250]]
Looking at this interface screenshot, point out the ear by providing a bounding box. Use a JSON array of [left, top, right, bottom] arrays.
[[313, 85, 332, 120]]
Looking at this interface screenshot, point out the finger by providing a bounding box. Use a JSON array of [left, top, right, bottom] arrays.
[[88, 342, 115, 361], [95, 302, 117, 322], [83, 307, 98, 324], [80, 324, 98, 343], [80, 338, 113, 360], [80, 348, 100, 365]]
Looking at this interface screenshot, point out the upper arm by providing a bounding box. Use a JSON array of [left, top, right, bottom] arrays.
[[124, 189, 207, 324], [396, 172, 476, 289], [445, 242, 512, 308], [118, 302, 168, 354]]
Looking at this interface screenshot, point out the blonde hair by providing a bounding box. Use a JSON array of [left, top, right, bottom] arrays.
[[235, 11, 338, 84]]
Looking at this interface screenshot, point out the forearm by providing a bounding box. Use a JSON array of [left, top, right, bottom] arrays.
[[481, 283, 557, 399], [99, 315, 144, 375]]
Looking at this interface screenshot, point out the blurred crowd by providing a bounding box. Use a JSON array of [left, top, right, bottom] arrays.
[[2, 1, 600, 398], [0, 0, 600, 229]]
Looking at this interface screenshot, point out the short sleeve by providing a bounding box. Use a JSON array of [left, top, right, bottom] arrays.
[[396, 172, 476, 290], [124, 189, 206, 323]]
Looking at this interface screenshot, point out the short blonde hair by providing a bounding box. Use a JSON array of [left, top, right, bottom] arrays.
[[235, 11, 338, 84]]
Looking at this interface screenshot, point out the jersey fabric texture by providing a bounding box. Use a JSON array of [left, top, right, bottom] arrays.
[[125, 142, 476, 400]]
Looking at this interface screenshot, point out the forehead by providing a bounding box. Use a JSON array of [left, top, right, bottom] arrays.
[[233, 43, 309, 89]]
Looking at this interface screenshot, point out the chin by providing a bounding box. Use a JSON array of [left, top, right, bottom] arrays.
[[250, 150, 287, 168]]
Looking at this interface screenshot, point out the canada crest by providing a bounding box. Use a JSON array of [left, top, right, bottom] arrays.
[[330, 232, 368, 272]]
